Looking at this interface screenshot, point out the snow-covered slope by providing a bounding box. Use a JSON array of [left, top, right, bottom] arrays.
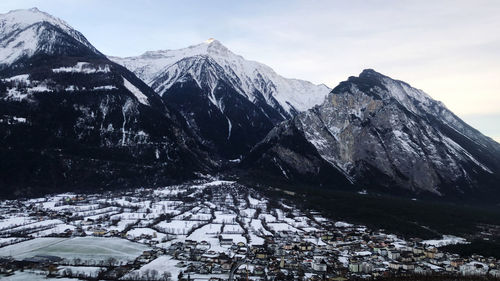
[[111, 39, 330, 158], [0, 8, 215, 197], [244, 70, 500, 202], [0, 8, 100, 67], [111, 39, 330, 116]]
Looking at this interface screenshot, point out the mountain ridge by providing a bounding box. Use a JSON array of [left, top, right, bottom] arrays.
[[111, 39, 331, 158], [1, 8, 499, 204], [0, 8, 102, 68], [110, 39, 330, 115], [0, 8, 215, 198], [242, 69, 500, 202]]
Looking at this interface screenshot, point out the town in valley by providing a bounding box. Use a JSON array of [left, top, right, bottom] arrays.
[[0, 180, 498, 280]]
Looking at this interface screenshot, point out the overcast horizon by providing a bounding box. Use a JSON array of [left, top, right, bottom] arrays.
[[1, 0, 499, 142]]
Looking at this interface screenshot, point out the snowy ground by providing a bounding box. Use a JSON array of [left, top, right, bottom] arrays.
[[0, 237, 149, 264], [3, 271, 77, 281], [121, 255, 180, 280], [422, 235, 468, 247]]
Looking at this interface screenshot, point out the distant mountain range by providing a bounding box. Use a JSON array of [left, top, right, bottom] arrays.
[[111, 39, 330, 158], [0, 8, 499, 203]]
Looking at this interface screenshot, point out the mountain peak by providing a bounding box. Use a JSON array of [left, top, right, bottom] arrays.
[[246, 70, 500, 201], [1, 7, 68, 29], [137, 39, 229, 59], [204, 38, 217, 44], [359, 68, 385, 78], [348, 69, 436, 112], [112, 39, 331, 115], [204, 39, 231, 55], [0, 8, 100, 66], [346, 69, 387, 86]]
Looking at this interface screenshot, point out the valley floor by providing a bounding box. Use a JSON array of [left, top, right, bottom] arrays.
[[0, 179, 499, 280]]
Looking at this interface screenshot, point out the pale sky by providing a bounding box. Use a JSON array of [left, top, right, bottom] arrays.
[[1, 0, 499, 142]]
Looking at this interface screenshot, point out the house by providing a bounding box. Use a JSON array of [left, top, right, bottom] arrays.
[[184, 264, 197, 273], [349, 262, 360, 273], [286, 259, 300, 270], [92, 227, 107, 236], [142, 250, 154, 257], [197, 240, 210, 250], [321, 233, 334, 241], [451, 259, 465, 267], [388, 251, 400, 260], [299, 242, 313, 251], [401, 263, 415, 271], [400, 251, 413, 262], [434, 252, 444, 259], [412, 247, 424, 255], [444, 265, 455, 272], [360, 262, 373, 273], [254, 266, 265, 275], [389, 262, 400, 270], [221, 263, 232, 271], [425, 250, 436, 259], [212, 264, 223, 274], [256, 249, 268, 259], [199, 266, 210, 274], [185, 240, 197, 247], [490, 269, 500, 278], [220, 238, 233, 246], [313, 260, 328, 272]]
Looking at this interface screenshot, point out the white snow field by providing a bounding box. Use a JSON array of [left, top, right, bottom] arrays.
[[0, 237, 150, 263], [122, 255, 180, 280], [2, 271, 76, 281], [422, 235, 468, 247]]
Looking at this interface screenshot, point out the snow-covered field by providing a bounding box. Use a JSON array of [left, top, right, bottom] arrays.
[[0, 216, 36, 231], [122, 255, 179, 280], [187, 223, 226, 252], [422, 235, 468, 247], [2, 271, 76, 281], [0, 237, 149, 263], [156, 220, 203, 235], [267, 222, 302, 233]]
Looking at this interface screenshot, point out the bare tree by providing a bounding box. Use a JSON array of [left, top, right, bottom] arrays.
[[161, 272, 172, 281], [63, 268, 73, 277], [150, 269, 158, 280], [105, 257, 117, 267]]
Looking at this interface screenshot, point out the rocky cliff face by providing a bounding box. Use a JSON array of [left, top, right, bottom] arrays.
[[244, 69, 500, 201]]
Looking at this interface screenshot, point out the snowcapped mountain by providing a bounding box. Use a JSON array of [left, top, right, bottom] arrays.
[[243, 69, 500, 202], [0, 8, 214, 198], [0, 8, 101, 69], [111, 39, 330, 115], [111, 39, 330, 158]]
